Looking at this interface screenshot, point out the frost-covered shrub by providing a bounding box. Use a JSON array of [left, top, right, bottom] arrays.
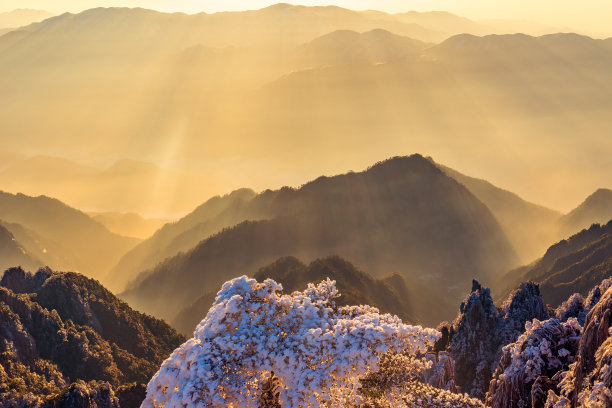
[[142, 276, 440, 408], [548, 286, 612, 408], [556, 278, 612, 326], [556, 293, 586, 324]]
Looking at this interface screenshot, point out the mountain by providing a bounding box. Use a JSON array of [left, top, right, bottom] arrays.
[[0, 191, 139, 286], [119, 155, 518, 327], [485, 279, 612, 407], [0, 9, 53, 29], [436, 162, 562, 263], [114, 156, 564, 292], [497, 220, 612, 306], [294, 29, 430, 68], [392, 11, 486, 36], [1, 10, 611, 211], [559, 188, 612, 238], [170, 256, 433, 335], [0, 223, 42, 272], [89, 212, 170, 240], [0, 6, 444, 58], [111, 188, 260, 290], [245, 32, 612, 211], [0, 266, 185, 407], [440, 280, 549, 399]]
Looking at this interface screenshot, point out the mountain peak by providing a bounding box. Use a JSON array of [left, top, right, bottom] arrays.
[[559, 188, 612, 237], [367, 154, 443, 176], [586, 187, 612, 202]]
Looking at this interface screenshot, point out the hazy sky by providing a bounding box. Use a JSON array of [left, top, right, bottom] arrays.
[[3, 0, 612, 36]]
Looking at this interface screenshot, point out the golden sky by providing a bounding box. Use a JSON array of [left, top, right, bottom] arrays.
[[3, 0, 612, 36]]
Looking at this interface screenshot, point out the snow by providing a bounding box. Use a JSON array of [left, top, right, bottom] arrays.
[[141, 276, 443, 408]]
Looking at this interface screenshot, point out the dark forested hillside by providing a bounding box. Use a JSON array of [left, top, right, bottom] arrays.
[[0, 267, 184, 407], [497, 220, 612, 306], [170, 256, 438, 335], [121, 155, 517, 327]]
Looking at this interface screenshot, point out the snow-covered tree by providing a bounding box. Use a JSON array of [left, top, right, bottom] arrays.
[[141, 276, 443, 408]]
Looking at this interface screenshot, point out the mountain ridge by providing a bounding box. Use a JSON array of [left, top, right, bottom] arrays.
[[119, 154, 518, 326], [0, 191, 139, 286]]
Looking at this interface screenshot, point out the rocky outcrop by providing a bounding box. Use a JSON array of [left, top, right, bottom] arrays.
[[468, 277, 612, 408], [0, 267, 184, 407], [448, 280, 549, 399], [548, 286, 612, 406], [422, 351, 457, 392], [485, 318, 582, 408]]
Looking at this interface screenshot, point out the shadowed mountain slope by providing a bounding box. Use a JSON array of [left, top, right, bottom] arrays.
[[497, 220, 612, 306], [120, 155, 518, 327], [436, 162, 562, 263], [113, 156, 566, 294], [170, 256, 435, 335], [0, 223, 42, 272], [0, 266, 184, 406], [559, 188, 612, 238], [110, 188, 260, 290]]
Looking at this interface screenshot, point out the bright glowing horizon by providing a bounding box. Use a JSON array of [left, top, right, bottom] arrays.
[[2, 0, 612, 37]]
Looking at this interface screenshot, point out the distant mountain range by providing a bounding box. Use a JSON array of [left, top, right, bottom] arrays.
[[88, 211, 170, 240], [1, 6, 610, 214], [119, 155, 518, 327], [0, 155, 213, 216], [0, 223, 42, 272], [0, 9, 53, 30], [0, 266, 184, 406], [293, 29, 430, 68], [0, 191, 138, 286]]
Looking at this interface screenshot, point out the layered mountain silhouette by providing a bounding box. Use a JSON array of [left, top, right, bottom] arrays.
[[89, 212, 169, 240], [0, 223, 42, 272], [0, 191, 138, 285], [435, 161, 561, 263], [113, 155, 565, 297], [0, 266, 184, 406], [0, 156, 212, 216], [0, 9, 53, 30], [1, 7, 608, 215], [497, 220, 612, 306], [558, 188, 612, 238], [171, 255, 432, 335], [111, 188, 261, 290], [244, 32, 612, 211], [293, 29, 429, 68], [119, 155, 518, 326]]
